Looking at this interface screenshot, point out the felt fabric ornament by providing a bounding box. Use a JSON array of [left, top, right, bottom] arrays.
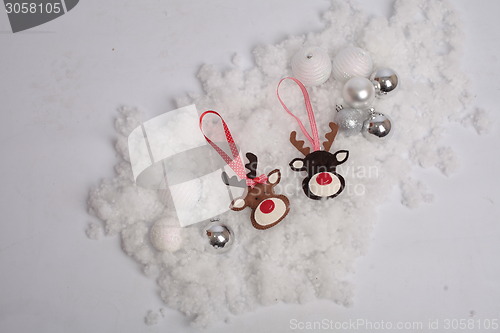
[[277, 77, 349, 200], [199, 111, 290, 230]]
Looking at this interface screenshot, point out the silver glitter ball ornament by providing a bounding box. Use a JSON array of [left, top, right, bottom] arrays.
[[205, 222, 233, 252], [371, 67, 399, 97], [342, 77, 375, 109], [335, 108, 366, 136], [362, 112, 392, 141]]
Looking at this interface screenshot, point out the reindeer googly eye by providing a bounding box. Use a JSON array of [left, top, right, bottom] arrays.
[[290, 158, 305, 171]]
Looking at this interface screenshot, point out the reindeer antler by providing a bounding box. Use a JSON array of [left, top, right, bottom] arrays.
[[245, 152, 258, 179], [221, 152, 259, 188], [221, 171, 247, 188], [290, 131, 311, 156], [323, 122, 339, 152]]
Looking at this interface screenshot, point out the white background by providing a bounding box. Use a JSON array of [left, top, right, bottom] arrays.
[[1, 0, 499, 332]]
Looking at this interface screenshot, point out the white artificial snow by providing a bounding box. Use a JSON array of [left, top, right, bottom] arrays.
[[400, 178, 434, 209], [87, 0, 487, 327], [144, 310, 160, 326], [462, 107, 491, 135], [85, 222, 103, 240]]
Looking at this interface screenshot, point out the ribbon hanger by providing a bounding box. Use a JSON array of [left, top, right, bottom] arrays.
[[199, 111, 267, 188], [276, 77, 321, 152]]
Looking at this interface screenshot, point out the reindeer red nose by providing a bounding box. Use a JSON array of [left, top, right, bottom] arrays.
[[259, 199, 275, 214], [316, 172, 333, 185]]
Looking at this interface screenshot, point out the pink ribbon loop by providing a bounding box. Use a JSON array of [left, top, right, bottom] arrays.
[[199, 110, 267, 188], [276, 77, 321, 152]]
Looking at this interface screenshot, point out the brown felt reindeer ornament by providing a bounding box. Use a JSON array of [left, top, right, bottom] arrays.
[[221, 152, 290, 229], [200, 111, 290, 230], [277, 77, 349, 200]]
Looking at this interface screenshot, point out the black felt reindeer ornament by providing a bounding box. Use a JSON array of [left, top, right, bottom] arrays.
[[277, 77, 349, 200]]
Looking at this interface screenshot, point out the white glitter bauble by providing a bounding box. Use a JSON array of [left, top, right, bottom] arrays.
[[335, 108, 367, 136], [149, 218, 182, 252], [331, 46, 373, 82], [291, 46, 332, 86], [342, 77, 375, 109]]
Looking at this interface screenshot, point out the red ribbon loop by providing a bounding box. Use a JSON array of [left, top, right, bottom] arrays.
[[199, 111, 267, 188], [276, 77, 321, 152]]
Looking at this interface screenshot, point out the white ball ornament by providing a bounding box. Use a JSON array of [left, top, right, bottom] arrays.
[[342, 77, 375, 109], [149, 218, 182, 252], [331, 46, 373, 82], [291, 46, 332, 86]]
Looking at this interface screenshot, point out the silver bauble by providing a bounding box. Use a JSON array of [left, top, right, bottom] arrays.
[[362, 112, 392, 141], [371, 68, 399, 97], [335, 108, 366, 136], [291, 46, 332, 86], [205, 222, 233, 252], [342, 77, 375, 109], [331, 46, 373, 82]]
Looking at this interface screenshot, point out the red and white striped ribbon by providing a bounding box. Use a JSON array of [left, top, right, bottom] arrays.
[[199, 110, 267, 188]]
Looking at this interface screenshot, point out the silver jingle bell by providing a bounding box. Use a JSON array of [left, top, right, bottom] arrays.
[[371, 68, 399, 97], [342, 77, 375, 109], [335, 107, 366, 136], [205, 222, 233, 252], [362, 112, 392, 141]]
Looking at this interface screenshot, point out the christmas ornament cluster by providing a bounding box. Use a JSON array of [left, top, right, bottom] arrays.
[[150, 45, 401, 253], [292, 46, 399, 141]]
